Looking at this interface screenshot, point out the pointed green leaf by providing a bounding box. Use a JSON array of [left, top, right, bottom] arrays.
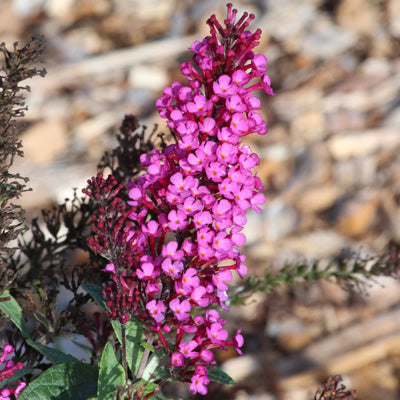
[[142, 353, 160, 381], [18, 362, 98, 400], [140, 341, 155, 353], [132, 379, 158, 396], [207, 366, 235, 385], [98, 342, 126, 400], [26, 340, 78, 364], [81, 283, 110, 312], [111, 317, 145, 376], [0, 291, 31, 338]]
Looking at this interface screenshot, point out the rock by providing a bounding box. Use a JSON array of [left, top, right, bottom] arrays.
[[333, 156, 377, 189], [272, 88, 323, 122], [21, 119, 68, 165], [71, 111, 121, 159], [128, 65, 169, 91], [281, 230, 349, 258], [264, 200, 298, 241], [335, 192, 379, 237], [262, 0, 316, 44], [388, 0, 400, 38], [221, 354, 260, 383], [297, 185, 342, 214], [243, 210, 266, 247], [328, 128, 400, 160], [336, 0, 381, 35], [290, 111, 328, 142], [302, 15, 358, 59]]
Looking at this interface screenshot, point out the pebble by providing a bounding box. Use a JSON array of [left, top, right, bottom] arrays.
[[21, 119, 68, 165], [336, 0, 382, 35], [335, 191, 379, 237], [221, 354, 260, 383], [328, 128, 400, 160], [302, 15, 358, 59], [297, 184, 342, 214], [263, 200, 298, 241], [281, 230, 349, 258]]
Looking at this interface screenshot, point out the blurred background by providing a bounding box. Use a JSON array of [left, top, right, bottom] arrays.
[[1, 0, 400, 399]]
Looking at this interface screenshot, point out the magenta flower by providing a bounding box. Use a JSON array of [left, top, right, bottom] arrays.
[[234, 329, 244, 355], [179, 340, 199, 359], [171, 352, 184, 367], [193, 211, 212, 228], [162, 241, 184, 260], [190, 374, 210, 395], [0, 345, 26, 399], [191, 286, 210, 307], [167, 209, 188, 230], [146, 299, 166, 323], [213, 75, 238, 98], [181, 268, 200, 289], [169, 298, 191, 321], [161, 258, 183, 278], [206, 322, 229, 344]]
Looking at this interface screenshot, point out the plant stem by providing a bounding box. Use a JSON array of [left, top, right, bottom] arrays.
[[137, 333, 154, 379]]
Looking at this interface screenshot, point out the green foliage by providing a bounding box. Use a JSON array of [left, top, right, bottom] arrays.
[[98, 342, 126, 400], [82, 282, 110, 313], [207, 366, 235, 385], [17, 362, 98, 400], [0, 290, 31, 338], [231, 246, 400, 304], [111, 318, 146, 377], [0, 291, 79, 364]]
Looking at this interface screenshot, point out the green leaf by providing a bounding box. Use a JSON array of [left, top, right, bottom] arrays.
[[111, 318, 145, 376], [0, 290, 31, 339], [0, 366, 33, 389], [18, 362, 98, 400], [81, 283, 110, 312], [98, 342, 126, 400], [141, 353, 160, 381], [0, 291, 80, 365], [153, 365, 170, 381], [132, 379, 158, 396], [26, 340, 78, 364], [207, 366, 235, 385], [140, 341, 155, 353]]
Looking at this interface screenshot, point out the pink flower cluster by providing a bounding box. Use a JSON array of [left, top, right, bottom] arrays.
[[0, 345, 26, 400], [92, 3, 273, 395]]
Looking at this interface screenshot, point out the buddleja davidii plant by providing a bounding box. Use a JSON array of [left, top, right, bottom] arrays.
[[0, 115, 160, 399], [0, 4, 273, 398], [0, 38, 46, 289], [83, 3, 275, 398]]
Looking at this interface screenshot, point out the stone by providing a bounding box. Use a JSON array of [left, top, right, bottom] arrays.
[[336, 192, 379, 237], [290, 111, 328, 142], [302, 15, 358, 59], [388, 0, 400, 38], [281, 230, 349, 258], [221, 354, 260, 383], [263, 200, 298, 241], [328, 128, 400, 160], [128, 65, 169, 92], [297, 184, 342, 214], [333, 156, 377, 189], [336, 0, 381, 35], [21, 119, 68, 165], [243, 210, 266, 247], [272, 88, 323, 121]]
